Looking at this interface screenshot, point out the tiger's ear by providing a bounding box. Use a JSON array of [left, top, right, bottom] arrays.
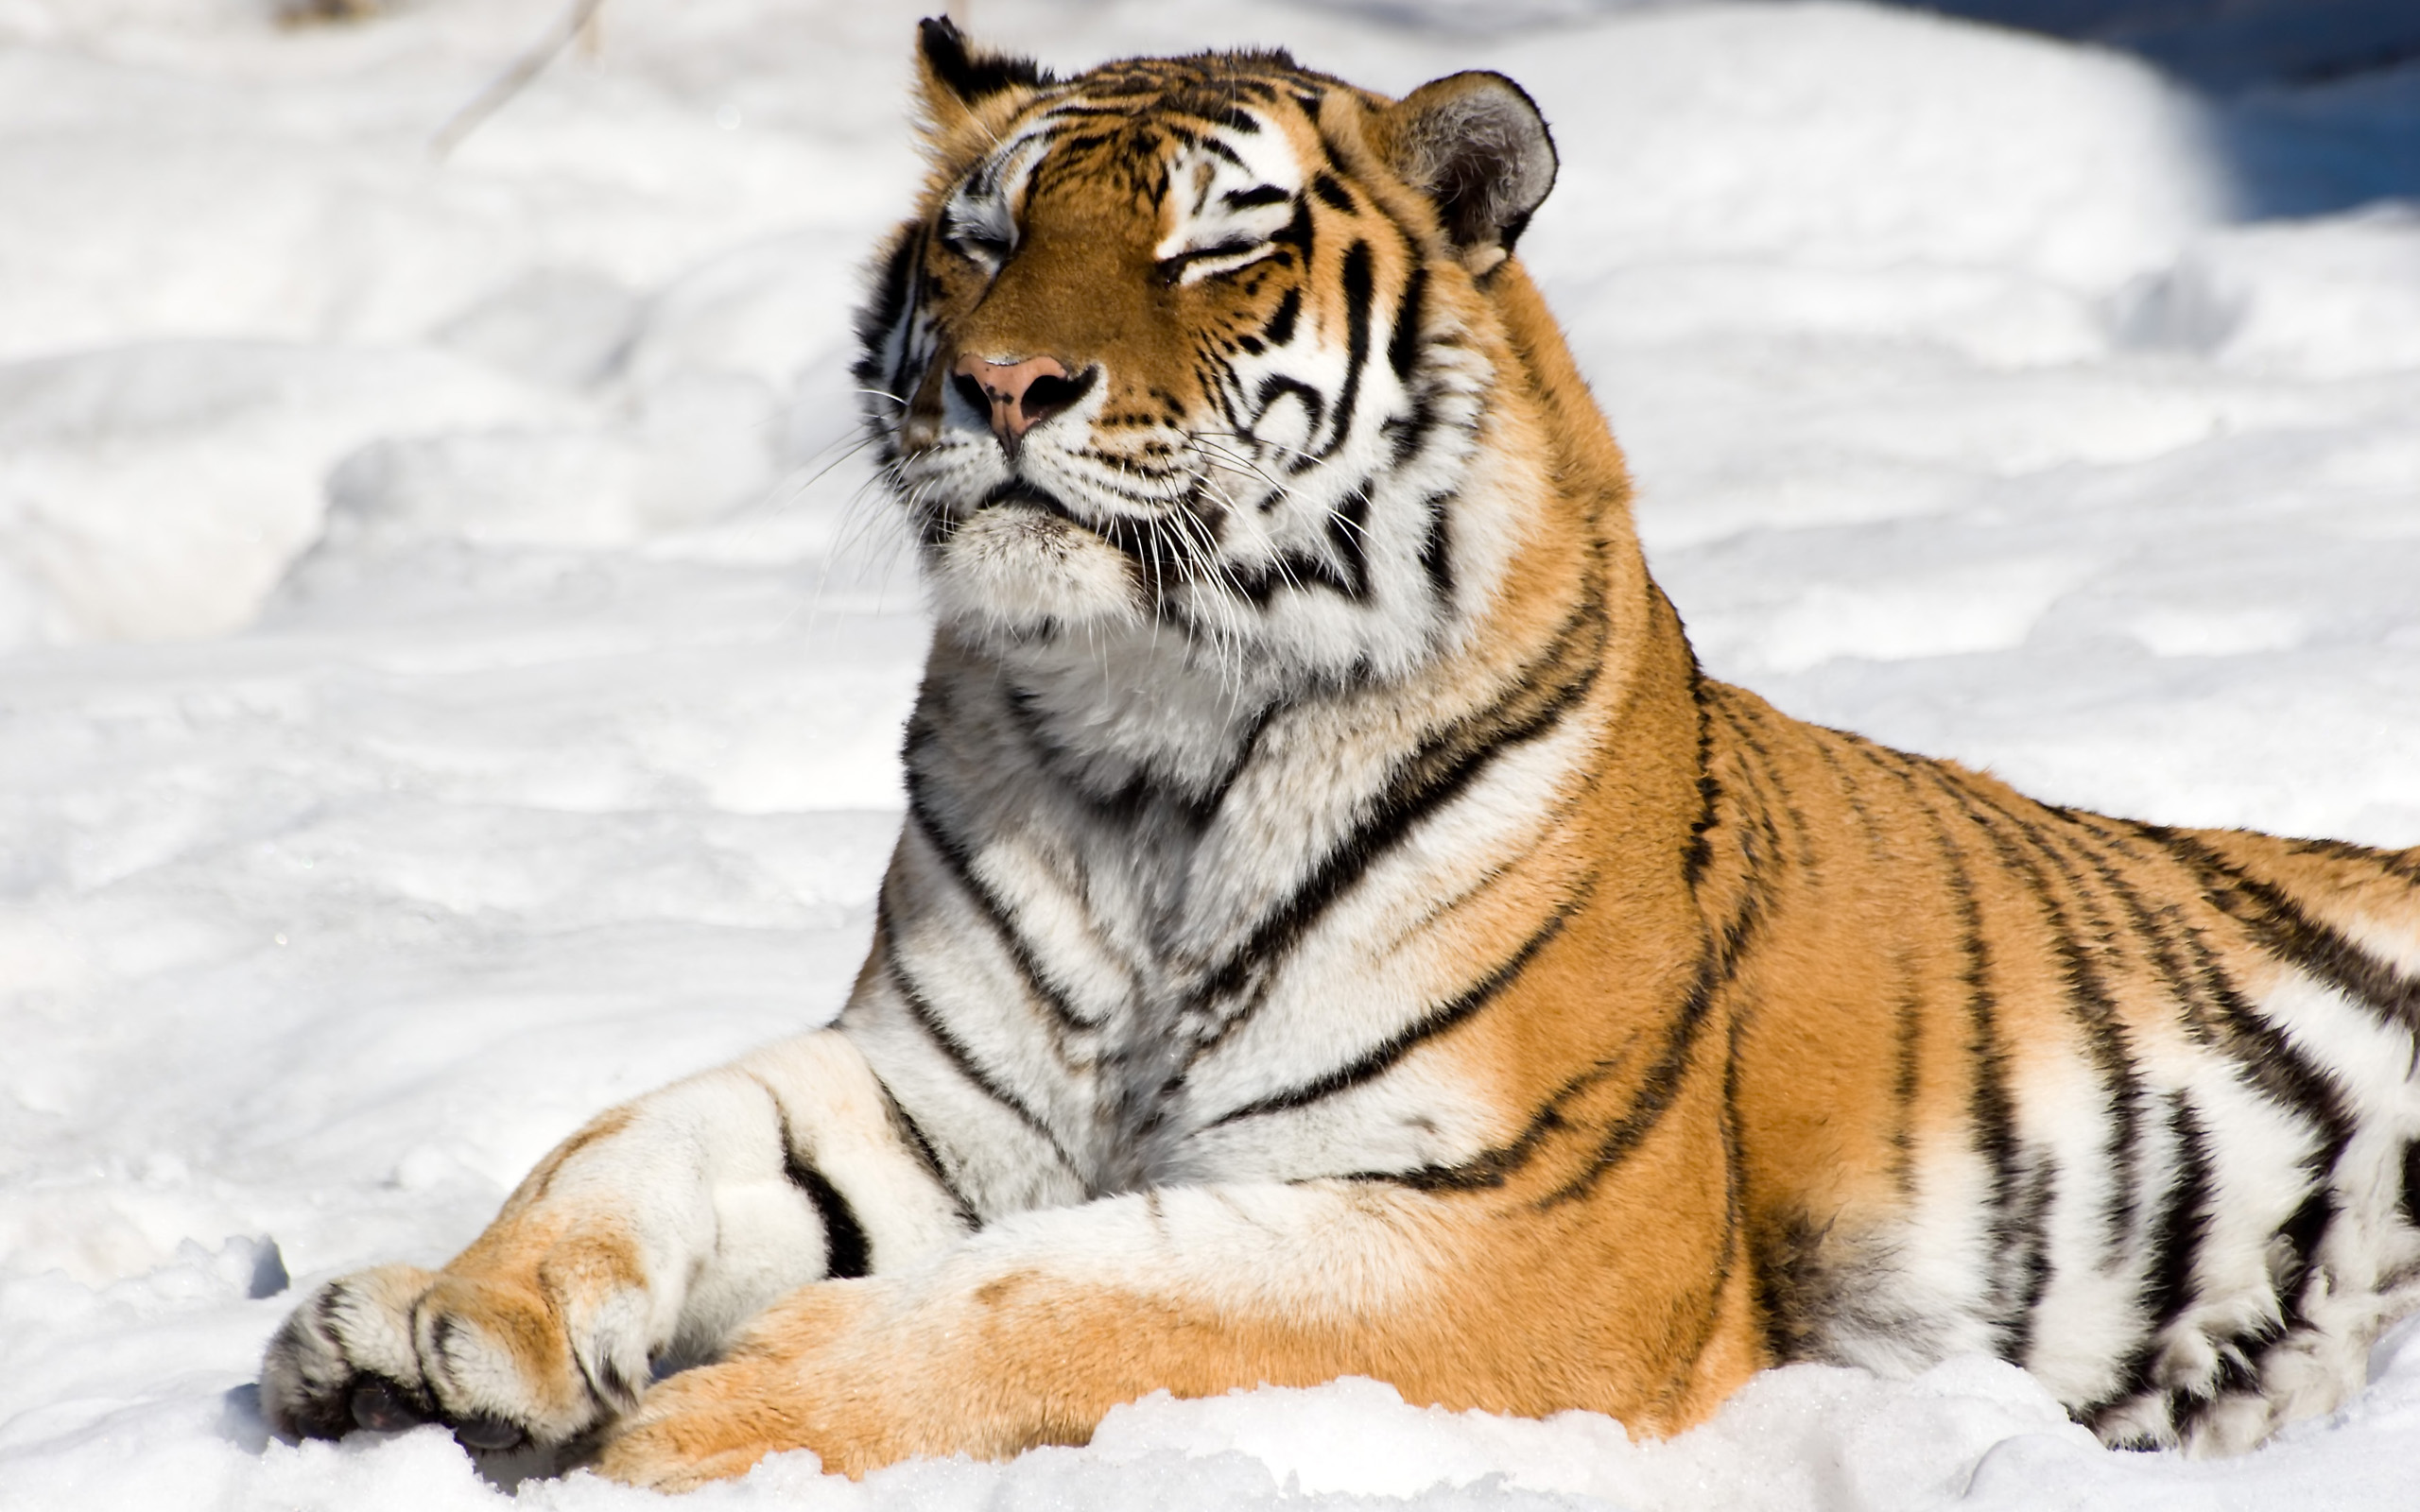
[[1374, 72, 1558, 276], [914, 17, 1052, 133]]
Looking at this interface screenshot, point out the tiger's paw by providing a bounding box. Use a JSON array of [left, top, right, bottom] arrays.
[[591, 1284, 901, 1487], [260, 1244, 657, 1458], [591, 1357, 825, 1489]]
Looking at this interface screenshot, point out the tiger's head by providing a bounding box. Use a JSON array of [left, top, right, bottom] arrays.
[[856, 22, 1562, 701]]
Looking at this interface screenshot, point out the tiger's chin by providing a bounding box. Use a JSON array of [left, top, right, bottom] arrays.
[[927, 501, 1145, 640]]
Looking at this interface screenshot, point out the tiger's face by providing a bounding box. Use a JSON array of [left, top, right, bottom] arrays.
[[856, 25, 1556, 695]]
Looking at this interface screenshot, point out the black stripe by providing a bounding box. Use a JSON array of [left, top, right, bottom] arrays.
[[1309, 171, 1354, 211], [1513, 679, 1772, 1209], [878, 902, 1080, 1172], [424, 1310, 456, 1386], [1193, 135, 1250, 171], [785, 1150, 871, 1280], [1398, 741, 1763, 1209], [994, 682, 1228, 831], [1213, 522, 1369, 607], [1950, 842, 2030, 1347], [1643, 1011, 1751, 1384], [2069, 816, 2355, 1396], [2171, 1340, 2273, 1442], [1716, 700, 1816, 876], [1221, 184, 1288, 209], [2052, 811, 2357, 1289], [1922, 769, 2148, 1262], [1543, 858, 1764, 1207], [2285, 833, 2420, 886], [1271, 196, 1314, 261], [902, 764, 1091, 1035], [855, 222, 935, 437], [1703, 1010, 1748, 1371], [1251, 373, 1322, 437], [1361, 701, 1754, 1202], [1306, 241, 1374, 465], [1262, 287, 1302, 347], [1382, 394, 1440, 471], [2273, 1186, 2337, 1321], [1889, 988, 1923, 1195], [1323, 484, 1372, 600], [1374, 1067, 1597, 1193], [1705, 698, 1792, 888], [1416, 490, 1454, 610], [1037, 103, 1144, 122], [2002, 1159, 2058, 1366], [2100, 1091, 2214, 1427], [850, 226, 920, 384], [1875, 759, 2031, 1343], [1681, 661, 1720, 890], [880, 1085, 980, 1229], [1387, 267, 1427, 382], [589, 1342, 638, 1412], [1194, 581, 1609, 1012], [2099, 822, 2350, 1201], [2137, 824, 2420, 1032], [2172, 921, 2350, 1318], [1849, 740, 2038, 1331], [747, 1077, 877, 1280], [1206, 880, 1591, 1127]]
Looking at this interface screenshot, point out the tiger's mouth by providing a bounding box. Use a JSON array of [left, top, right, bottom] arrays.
[[924, 479, 1159, 637], [959, 479, 1202, 576], [977, 480, 1089, 527]]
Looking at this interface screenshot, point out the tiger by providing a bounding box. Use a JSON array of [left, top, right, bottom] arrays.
[[259, 19, 2420, 1490]]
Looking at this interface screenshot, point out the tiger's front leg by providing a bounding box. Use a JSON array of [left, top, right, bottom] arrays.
[[592, 1176, 1766, 1488], [259, 1031, 967, 1460]]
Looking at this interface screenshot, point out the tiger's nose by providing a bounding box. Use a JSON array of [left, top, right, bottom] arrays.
[[951, 354, 1087, 453]]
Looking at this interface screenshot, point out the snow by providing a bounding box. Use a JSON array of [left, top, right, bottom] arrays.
[[1, 1, 2416, 1508]]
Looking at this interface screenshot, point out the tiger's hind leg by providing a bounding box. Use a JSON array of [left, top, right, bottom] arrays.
[[2130, 827, 2420, 1452], [259, 1032, 966, 1464]]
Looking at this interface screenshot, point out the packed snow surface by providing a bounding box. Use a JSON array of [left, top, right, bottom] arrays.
[[2, 1, 2417, 1508]]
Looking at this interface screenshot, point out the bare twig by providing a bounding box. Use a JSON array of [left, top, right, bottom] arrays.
[[431, 0, 608, 162]]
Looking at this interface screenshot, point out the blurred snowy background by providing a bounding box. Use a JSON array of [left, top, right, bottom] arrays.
[[1, 0, 2416, 1507]]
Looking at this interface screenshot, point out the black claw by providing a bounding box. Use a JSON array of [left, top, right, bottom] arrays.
[[453, 1416, 527, 1452], [350, 1379, 428, 1433]]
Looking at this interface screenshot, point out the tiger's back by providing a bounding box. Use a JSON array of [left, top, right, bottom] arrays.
[[1708, 680, 2420, 1451]]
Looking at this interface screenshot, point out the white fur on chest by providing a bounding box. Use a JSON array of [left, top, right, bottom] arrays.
[[862, 615, 1586, 1205]]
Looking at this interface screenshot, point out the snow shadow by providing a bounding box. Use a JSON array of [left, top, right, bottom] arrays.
[[1907, 0, 2420, 217]]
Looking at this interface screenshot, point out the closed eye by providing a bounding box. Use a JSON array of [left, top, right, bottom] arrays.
[[1159, 239, 1277, 286], [945, 230, 1012, 267], [942, 182, 1016, 269]]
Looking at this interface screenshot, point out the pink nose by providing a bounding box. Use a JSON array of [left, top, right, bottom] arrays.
[[952, 354, 1078, 452]]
